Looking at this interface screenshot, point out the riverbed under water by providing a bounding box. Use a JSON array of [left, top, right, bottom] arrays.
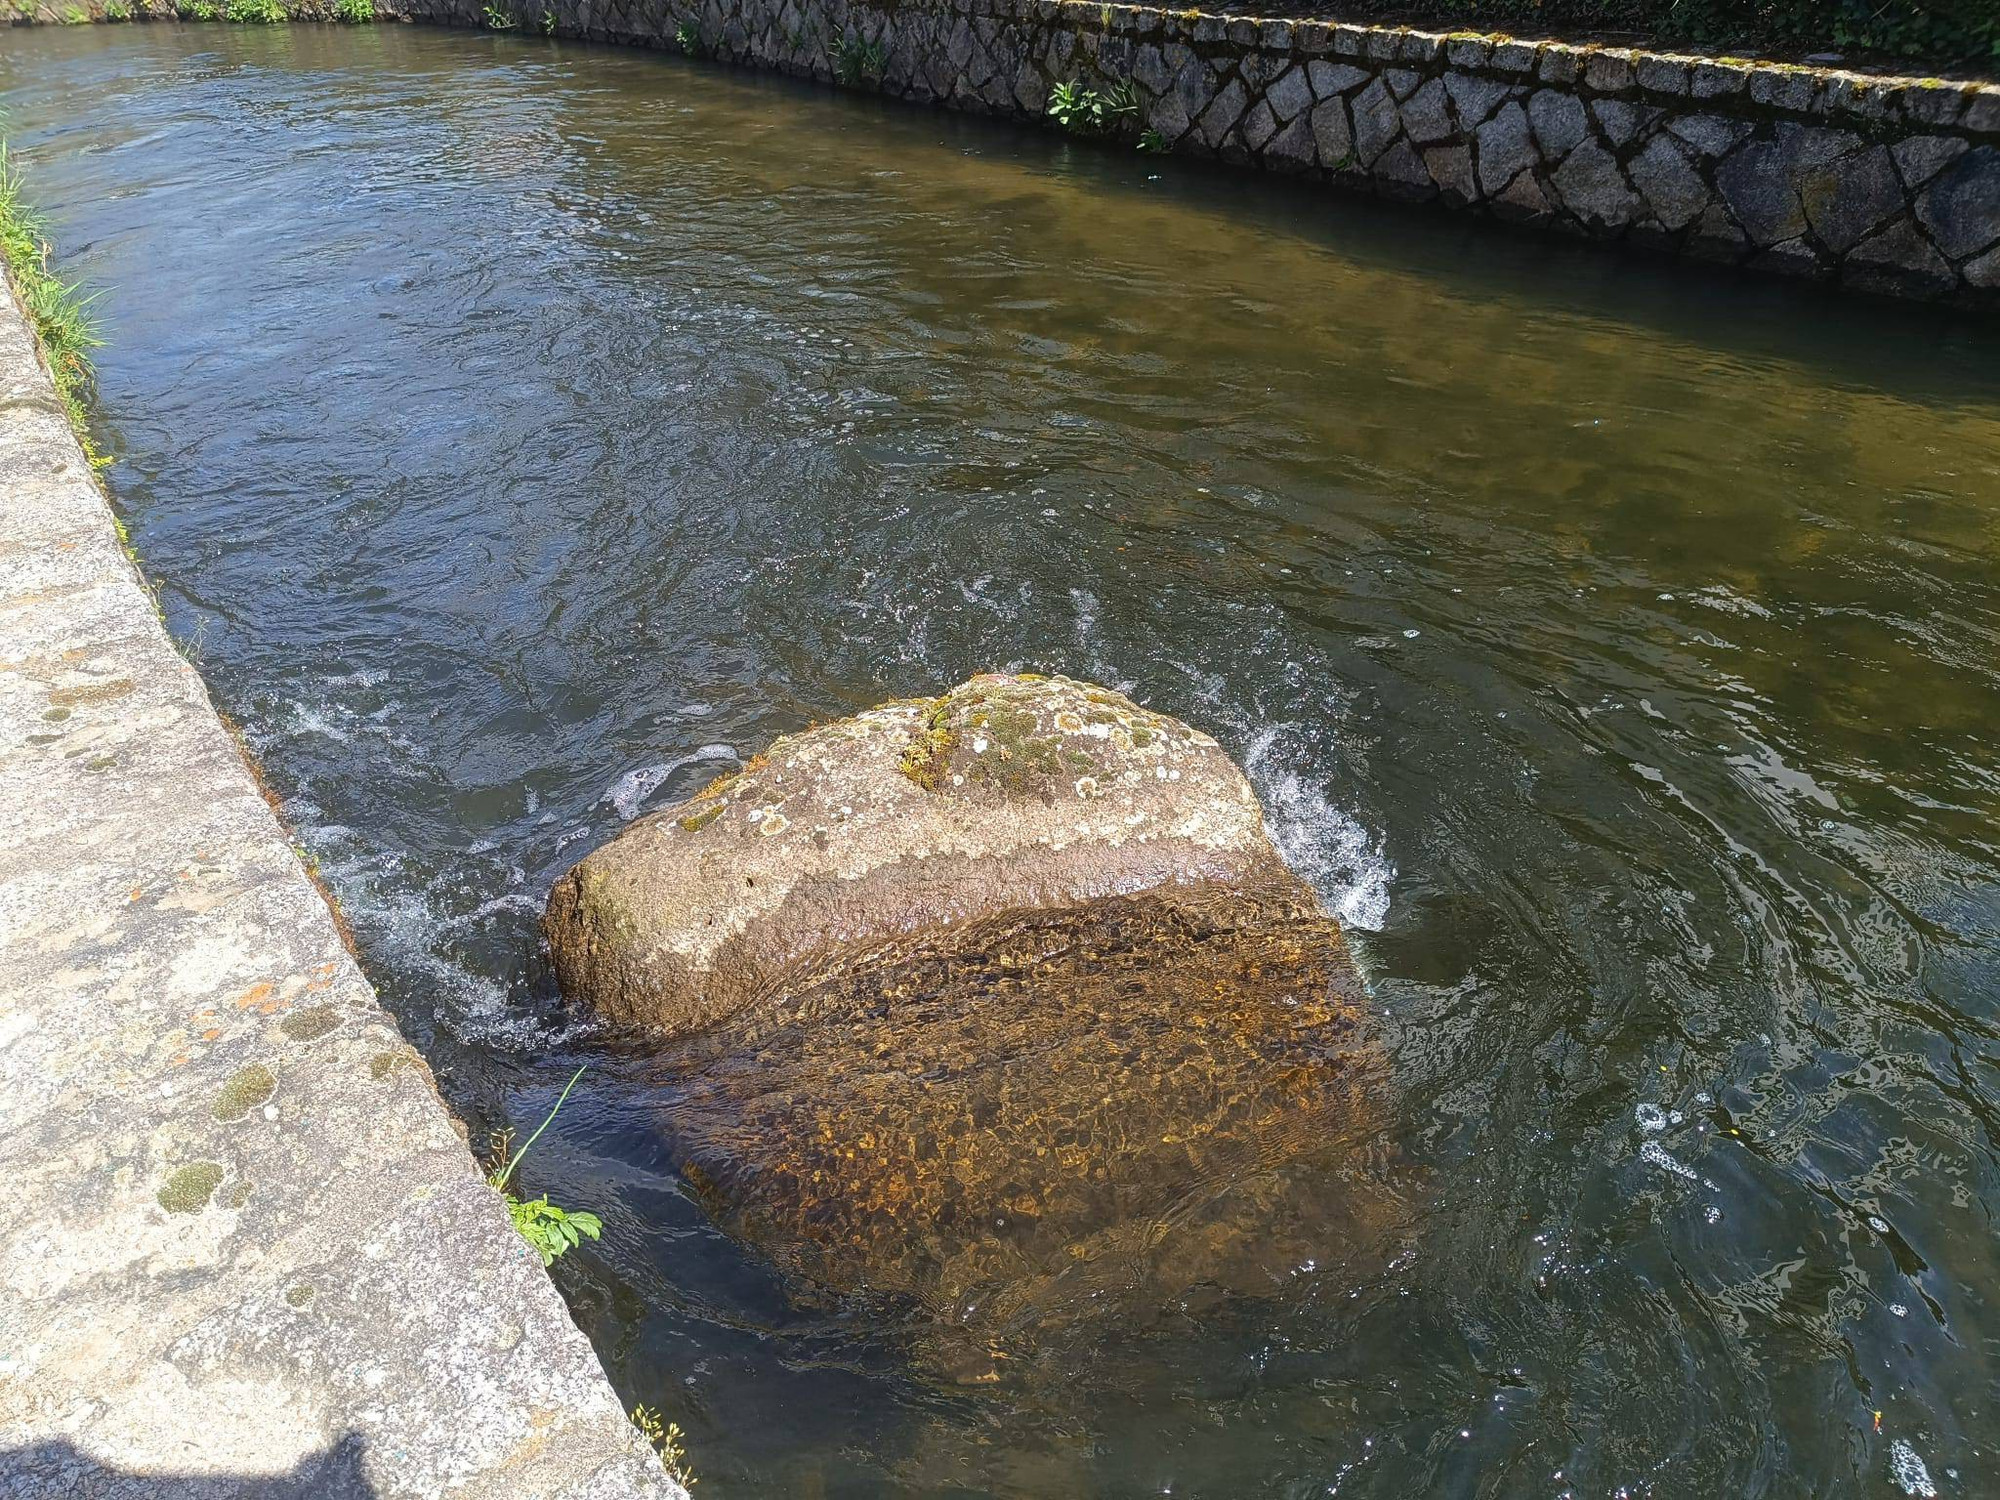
[[6, 23, 2000, 1497]]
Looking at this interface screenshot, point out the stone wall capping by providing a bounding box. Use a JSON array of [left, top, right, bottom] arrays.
[[1538, 42, 1582, 87]]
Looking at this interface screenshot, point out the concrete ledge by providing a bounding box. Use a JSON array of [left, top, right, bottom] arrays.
[[0, 283, 682, 1495]]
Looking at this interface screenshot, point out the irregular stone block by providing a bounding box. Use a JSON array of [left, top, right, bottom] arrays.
[[1486, 167, 1546, 221], [1445, 71, 1511, 128], [1844, 219, 1954, 297], [1528, 88, 1588, 160], [1385, 67, 1421, 102], [1634, 56, 1688, 96], [1902, 80, 1971, 130], [1489, 41, 1538, 76], [1582, 49, 1636, 95], [1374, 137, 1435, 198], [1147, 82, 1191, 142], [1667, 112, 1752, 161], [1687, 201, 1750, 262], [1241, 98, 1278, 152], [1398, 30, 1442, 66], [1265, 61, 1314, 122], [1476, 100, 1536, 198], [1307, 60, 1370, 100], [1399, 77, 1453, 146], [1716, 124, 1858, 247], [1628, 132, 1710, 231], [1311, 96, 1355, 169], [1172, 54, 1214, 127], [1965, 243, 2000, 289], [1689, 59, 1750, 100], [1914, 146, 2000, 261], [1265, 111, 1317, 173], [1424, 142, 1475, 204], [1538, 42, 1581, 86], [1130, 40, 1171, 95], [1801, 144, 1903, 255], [1592, 97, 1659, 149], [1197, 75, 1250, 151], [1892, 134, 1967, 191], [1350, 76, 1402, 166], [1553, 137, 1640, 227], [1444, 35, 1489, 69]]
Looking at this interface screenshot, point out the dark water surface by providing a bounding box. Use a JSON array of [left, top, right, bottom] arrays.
[[7, 23, 2000, 1496]]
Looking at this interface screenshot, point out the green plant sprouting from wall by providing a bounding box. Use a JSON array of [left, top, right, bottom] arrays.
[[481, 1, 516, 26], [224, 0, 287, 20], [833, 33, 884, 83], [178, 0, 219, 17], [334, 0, 374, 22], [0, 147, 105, 466], [104, 0, 132, 17], [485, 1066, 602, 1267], [631, 1404, 699, 1488], [1047, 78, 1140, 136]]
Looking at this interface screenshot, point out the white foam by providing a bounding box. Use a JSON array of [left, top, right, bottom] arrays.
[[1641, 1140, 1698, 1180], [603, 743, 739, 821], [1890, 1440, 1937, 1498], [1241, 727, 1393, 932]]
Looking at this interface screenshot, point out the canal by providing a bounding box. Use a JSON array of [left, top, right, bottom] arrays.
[[5, 21, 1999, 1496]]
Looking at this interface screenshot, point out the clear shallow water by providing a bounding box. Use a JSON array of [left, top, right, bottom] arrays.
[[7, 22, 2000, 1496]]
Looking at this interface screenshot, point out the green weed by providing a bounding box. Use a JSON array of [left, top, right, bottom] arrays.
[[632, 1405, 699, 1489], [334, 0, 373, 20], [1047, 78, 1140, 135], [673, 19, 698, 51], [59, 3, 88, 20], [105, 0, 132, 17], [833, 34, 884, 83], [481, 2, 515, 26], [486, 1066, 602, 1267], [224, 0, 286, 20]]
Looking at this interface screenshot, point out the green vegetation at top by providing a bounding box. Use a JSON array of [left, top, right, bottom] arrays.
[[0, 146, 104, 465], [1323, 0, 1994, 72]]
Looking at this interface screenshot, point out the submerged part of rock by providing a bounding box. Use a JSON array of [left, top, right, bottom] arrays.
[[545, 673, 1385, 1365], [659, 879, 1381, 1372]]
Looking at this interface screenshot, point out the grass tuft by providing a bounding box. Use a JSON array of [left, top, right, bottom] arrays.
[[0, 145, 106, 466]]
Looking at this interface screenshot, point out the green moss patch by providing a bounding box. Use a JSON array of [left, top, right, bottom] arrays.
[[213, 1062, 276, 1121], [157, 1161, 225, 1214]]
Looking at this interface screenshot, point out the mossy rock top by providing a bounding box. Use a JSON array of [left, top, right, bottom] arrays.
[[545, 673, 1299, 1037]]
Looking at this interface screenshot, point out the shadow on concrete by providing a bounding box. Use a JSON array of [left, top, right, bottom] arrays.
[[0, 1433, 378, 1497]]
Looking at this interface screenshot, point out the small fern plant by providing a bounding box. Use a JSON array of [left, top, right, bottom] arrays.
[[487, 1066, 602, 1266]]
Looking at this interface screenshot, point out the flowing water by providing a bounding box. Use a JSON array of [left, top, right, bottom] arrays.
[[7, 23, 2000, 1497]]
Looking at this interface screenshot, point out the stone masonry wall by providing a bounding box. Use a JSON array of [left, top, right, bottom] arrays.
[[394, 0, 2000, 303]]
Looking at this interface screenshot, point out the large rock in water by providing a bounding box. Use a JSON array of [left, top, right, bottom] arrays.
[[546, 671, 1314, 1035], [545, 673, 1382, 1372]]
